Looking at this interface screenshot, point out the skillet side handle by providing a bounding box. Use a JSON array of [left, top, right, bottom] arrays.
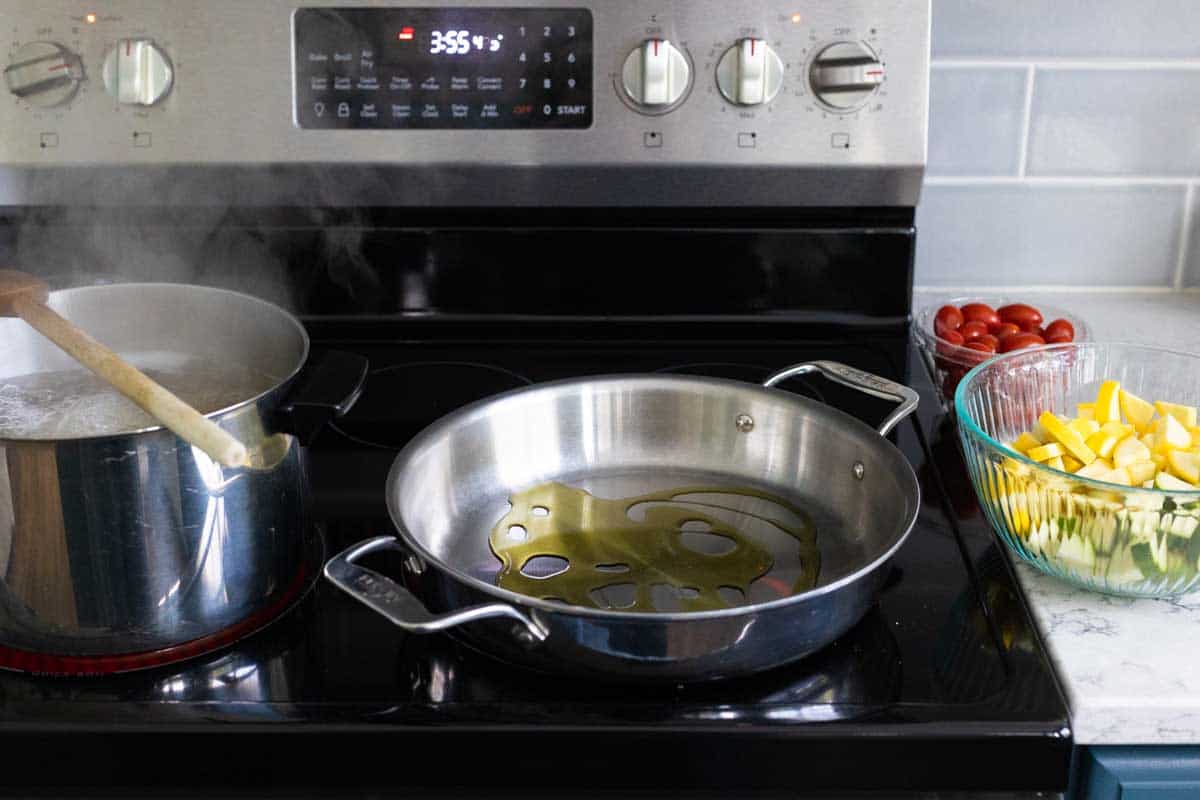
[[324, 536, 549, 643], [763, 360, 919, 437]]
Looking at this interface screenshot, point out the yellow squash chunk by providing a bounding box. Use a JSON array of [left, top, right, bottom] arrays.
[[1162, 414, 1193, 451], [1068, 418, 1101, 438], [1077, 401, 1096, 417], [1075, 458, 1114, 480], [1085, 432, 1120, 460], [1167, 449, 1200, 485], [1157, 472, 1197, 492], [1099, 467, 1133, 487], [1140, 433, 1157, 450], [1046, 456, 1066, 471], [1126, 461, 1157, 485], [1156, 400, 1198, 428], [1143, 480, 1156, 489], [1027, 442, 1065, 462], [1100, 421, 1134, 438], [1120, 389, 1156, 433], [1012, 432, 1044, 455], [1062, 455, 1085, 473], [1095, 381, 1122, 425], [1152, 452, 1168, 469], [1040, 411, 1097, 465], [1113, 436, 1152, 468]]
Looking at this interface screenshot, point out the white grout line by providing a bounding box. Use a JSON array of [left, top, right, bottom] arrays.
[[1174, 183, 1197, 289], [924, 176, 1193, 187], [913, 286, 1200, 295], [1017, 65, 1036, 177], [932, 58, 1200, 70]]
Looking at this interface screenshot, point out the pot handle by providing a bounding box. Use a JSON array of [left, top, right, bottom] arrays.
[[324, 536, 549, 643], [271, 350, 369, 445], [763, 360, 919, 437]]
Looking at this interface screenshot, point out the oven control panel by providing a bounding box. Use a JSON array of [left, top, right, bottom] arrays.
[[294, 8, 594, 129], [0, 0, 930, 207]]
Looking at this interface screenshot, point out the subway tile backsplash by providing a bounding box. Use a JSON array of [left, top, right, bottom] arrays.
[[931, 0, 1200, 59], [918, 1, 1200, 289], [927, 68, 1027, 176], [916, 185, 1185, 288], [1027, 70, 1200, 176]]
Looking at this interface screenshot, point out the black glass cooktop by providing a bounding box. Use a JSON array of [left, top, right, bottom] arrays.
[[0, 321, 1071, 796]]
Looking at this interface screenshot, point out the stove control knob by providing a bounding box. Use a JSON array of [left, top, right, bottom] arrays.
[[809, 41, 884, 111], [103, 39, 173, 106], [716, 39, 784, 106], [621, 39, 690, 110], [4, 42, 84, 108]]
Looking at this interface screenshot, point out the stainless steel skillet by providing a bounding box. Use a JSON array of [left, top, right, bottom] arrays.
[[326, 361, 920, 681]]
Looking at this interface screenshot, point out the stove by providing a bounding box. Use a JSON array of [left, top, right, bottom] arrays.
[[0, 325, 1071, 795], [0, 0, 1070, 795]]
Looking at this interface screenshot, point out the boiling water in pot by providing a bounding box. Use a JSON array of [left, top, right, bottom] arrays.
[[0, 352, 279, 439]]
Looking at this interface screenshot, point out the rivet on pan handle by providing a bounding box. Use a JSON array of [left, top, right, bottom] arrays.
[[763, 360, 920, 437], [324, 536, 549, 643]]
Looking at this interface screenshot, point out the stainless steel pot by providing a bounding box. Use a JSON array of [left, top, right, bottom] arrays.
[[0, 283, 366, 662], [327, 361, 920, 682]]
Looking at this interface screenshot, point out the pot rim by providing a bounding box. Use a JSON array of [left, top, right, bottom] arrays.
[[384, 372, 920, 623], [0, 283, 310, 444]]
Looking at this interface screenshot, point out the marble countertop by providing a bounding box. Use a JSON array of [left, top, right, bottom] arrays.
[[917, 289, 1200, 746]]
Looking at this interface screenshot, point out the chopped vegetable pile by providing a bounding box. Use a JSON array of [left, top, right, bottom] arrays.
[[988, 381, 1200, 586], [1010, 381, 1200, 491]]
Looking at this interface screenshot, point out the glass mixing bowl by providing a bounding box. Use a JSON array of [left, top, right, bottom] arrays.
[[955, 342, 1200, 597]]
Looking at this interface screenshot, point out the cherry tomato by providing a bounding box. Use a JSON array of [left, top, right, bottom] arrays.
[[998, 303, 1044, 328], [959, 320, 989, 341], [1044, 333, 1073, 344], [1043, 319, 1075, 341], [935, 329, 965, 357], [991, 322, 1021, 340], [977, 333, 1000, 351], [961, 303, 1001, 329], [1020, 322, 1045, 336], [935, 305, 964, 332], [961, 340, 995, 366], [999, 332, 1046, 353]]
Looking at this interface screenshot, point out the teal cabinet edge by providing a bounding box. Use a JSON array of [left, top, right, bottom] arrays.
[[1077, 746, 1200, 799]]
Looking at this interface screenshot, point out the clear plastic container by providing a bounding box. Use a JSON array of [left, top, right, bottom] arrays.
[[956, 342, 1200, 597], [913, 297, 1091, 409]]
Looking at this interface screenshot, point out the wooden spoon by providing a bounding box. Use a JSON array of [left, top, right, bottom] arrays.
[[0, 270, 249, 469]]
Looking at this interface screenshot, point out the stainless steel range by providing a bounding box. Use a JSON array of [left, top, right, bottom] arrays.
[[0, 1, 1073, 796], [1, 0, 925, 208]]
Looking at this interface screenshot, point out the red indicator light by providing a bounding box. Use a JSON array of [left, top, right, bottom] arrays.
[[397, 27, 415, 41]]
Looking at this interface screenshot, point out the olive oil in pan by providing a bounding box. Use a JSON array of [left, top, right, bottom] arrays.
[[489, 482, 820, 613]]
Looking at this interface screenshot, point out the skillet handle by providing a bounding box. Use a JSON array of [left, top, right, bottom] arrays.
[[763, 360, 919, 437], [324, 536, 549, 643]]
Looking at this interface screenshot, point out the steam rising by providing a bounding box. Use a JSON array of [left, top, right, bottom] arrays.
[[0, 167, 393, 311]]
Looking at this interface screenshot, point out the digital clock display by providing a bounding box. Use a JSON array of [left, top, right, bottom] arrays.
[[428, 29, 504, 55], [294, 7, 593, 130]]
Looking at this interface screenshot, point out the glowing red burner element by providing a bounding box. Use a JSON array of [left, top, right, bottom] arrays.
[[0, 564, 313, 677], [397, 27, 415, 41]]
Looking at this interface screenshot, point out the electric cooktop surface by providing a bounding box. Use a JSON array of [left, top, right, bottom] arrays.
[[0, 321, 1071, 796]]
